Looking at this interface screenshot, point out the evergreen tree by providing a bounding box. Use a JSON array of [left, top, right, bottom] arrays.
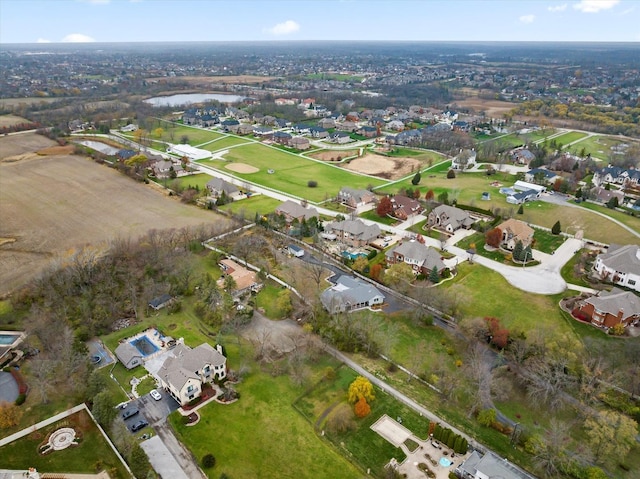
[[429, 265, 440, 283], [517, 204, 524, 215], [411, 171, 421, 185], [513, 241, 524, 262], [551, 220, 561, 235]]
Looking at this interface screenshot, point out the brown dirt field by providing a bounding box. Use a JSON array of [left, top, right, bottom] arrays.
[[342, 153, 421, 180], [309, 149, 359, 161], [148, 75, 274, 84], [0, 115, 31, 128], [0, 97, 59, 108], [453, 98, 517, 117], [225, 162, 259, 173], [37, 145, 75, 155], [0, 135, 230, 297], [0, 134, 57, 160]]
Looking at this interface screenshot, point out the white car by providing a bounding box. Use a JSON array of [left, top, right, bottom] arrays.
[[150, 389, 162, 401]]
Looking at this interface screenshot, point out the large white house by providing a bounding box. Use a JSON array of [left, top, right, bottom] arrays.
[[593, 244, 640, 293], [166, 143, 211, 161], [158, 341, 227, 406]]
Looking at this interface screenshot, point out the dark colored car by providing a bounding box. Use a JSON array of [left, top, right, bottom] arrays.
[[130, 420, 148, 432], [122, 408, 139, 420]]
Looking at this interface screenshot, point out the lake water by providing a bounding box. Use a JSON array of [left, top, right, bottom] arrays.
[[75, 140, 120, 155], [144, 93, 246, 107]]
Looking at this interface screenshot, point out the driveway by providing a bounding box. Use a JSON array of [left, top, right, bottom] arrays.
[[140, 436, 190, 479]]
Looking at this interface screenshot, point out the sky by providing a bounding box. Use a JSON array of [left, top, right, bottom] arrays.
[[0, 0, 639, 44]]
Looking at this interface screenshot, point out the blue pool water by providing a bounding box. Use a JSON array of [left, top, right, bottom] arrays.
[[341, 251, 368, 260], [439, 457, 452, 467], [131, 336, 159, 356], [0, 333, 20, 346]]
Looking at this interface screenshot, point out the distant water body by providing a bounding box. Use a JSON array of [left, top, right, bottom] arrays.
[[144, 93, 245, 107]]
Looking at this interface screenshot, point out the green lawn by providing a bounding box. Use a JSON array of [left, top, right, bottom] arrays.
[[199, 136, 251, 152], [217, 195, 282, 219], [577, 201, 640, 234], [155, 122, 223, 145], [521, 128, 557, 143], [482, 133, 527, 150], [294, 366, 432, 475], [517, 200, 638, 245], [359, 210, 397, 225], [169, 345, 361, 479], [450, 262, 572, 337], [173, 173, 213, 191], [566, 135, 639, 160], [541, 131, 587, 148], [199, 143, 386, 203], [0, 409, 130, 478], [255, 281, 289, 319], [532, 228, 566, 254]]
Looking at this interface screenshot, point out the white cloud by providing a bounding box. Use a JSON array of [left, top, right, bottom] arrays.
[[78, 0, 111, 4], [573, 0, 620, 13], [62, 33, 96, 43], [548, 4, 568, 12], [36, 38, 51, 43], [620, 6, 635, 15], [519, 14, 536, 24], [265, 20, 300, 36]]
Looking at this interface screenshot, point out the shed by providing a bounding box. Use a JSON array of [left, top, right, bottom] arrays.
[[288, 245, 305, 257]]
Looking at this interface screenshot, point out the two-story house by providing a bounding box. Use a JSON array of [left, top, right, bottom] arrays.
[[385, 240, 446, 276], [496, 218, 534, 250], [427, 204, 474, 233], [324, 219, 381, 247], [158, 342, 227, 406], [593, 244, 640, 292], [337, 187, 377, 209], [390, 195, 423, 220]]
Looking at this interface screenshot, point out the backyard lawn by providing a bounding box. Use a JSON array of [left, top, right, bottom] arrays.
[[217, 194, 282, 219], [0, 408, 130, 479], [199, 143, 386, 203], [169, 345, 361, 479]]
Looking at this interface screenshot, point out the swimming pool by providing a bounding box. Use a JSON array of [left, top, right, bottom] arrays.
[[341, 251, 368, 260], [130, 336, 159, 356], [0, 332, 21, 346]]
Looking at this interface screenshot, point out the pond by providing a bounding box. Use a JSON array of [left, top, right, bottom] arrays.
[[144, 93, 246, 107]]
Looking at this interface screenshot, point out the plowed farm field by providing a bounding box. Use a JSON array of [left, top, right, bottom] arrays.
[[0, 133, 227, 297]]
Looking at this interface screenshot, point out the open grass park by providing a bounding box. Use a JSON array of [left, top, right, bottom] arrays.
[[198, 143, 387, 203]]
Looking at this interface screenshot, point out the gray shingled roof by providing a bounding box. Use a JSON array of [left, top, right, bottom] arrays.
[[430, 204, 474, 230], [326, 219, 380, 242], [159, 343, 226, 391], [386, 241, 446, 272], [276, 200, 319, 221], [115, 342, 143, 366], [458, 451, 535, 479], [321, 276, 384, 311], [207, 177, 239, 195], [585, 288, 640, 319], [598, 244, 640, 276]]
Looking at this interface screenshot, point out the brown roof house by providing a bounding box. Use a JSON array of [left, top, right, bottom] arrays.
[[385, 240, 446, 276], [325, 219, 381, 247], [218, 258, 261, 295], [275, 200, 319, 223], [390, 195, 423, 220], [497, 218, 534, 251], [427, 204, 474, 233], [158, 341, 227, 406], [593, 244, 640, 293], [577, 288, 640, 329]]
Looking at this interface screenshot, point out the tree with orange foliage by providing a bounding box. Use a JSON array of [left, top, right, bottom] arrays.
[[485, 227, 502, 248], [370, 263, 383, 281], [376, 196, 393, 217], [425, 189, 435, 201], [354, 396, 371, 418], [485, 317, 509, 349]]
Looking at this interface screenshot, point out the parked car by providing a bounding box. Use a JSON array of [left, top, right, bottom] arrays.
[[122, 408, 139, 420], [150, 389, 162, 401], [130, 420, 148, 432]]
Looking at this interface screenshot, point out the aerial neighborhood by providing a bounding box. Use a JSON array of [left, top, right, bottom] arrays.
[[0, 36, 638, 479]]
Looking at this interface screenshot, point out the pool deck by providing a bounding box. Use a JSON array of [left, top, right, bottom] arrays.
[[0, 330, 26, 364], [126, 328, 173, 362], [371, 415, 470, 479]]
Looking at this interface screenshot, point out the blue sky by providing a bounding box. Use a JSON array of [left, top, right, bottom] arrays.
[[1, 0, 638, 44]]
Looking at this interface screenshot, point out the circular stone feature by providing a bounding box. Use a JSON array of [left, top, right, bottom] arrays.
[[41, 427, 77, 453]]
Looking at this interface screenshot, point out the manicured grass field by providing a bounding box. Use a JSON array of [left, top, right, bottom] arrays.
[[521, 128, 557, 143], [451, 262, 572, 337], [359, 210, 397, 225], [156, 123, 223, 146], [542, 131, 587, 148], [254, 281, 289, 319], [173, 172, 213, 191], [532, 227, 566, 254], [217, 194, 282, 219], [566, 134, 638, 160], [482, 133, 526, 150], [169, 345, 361, 479], [517, 200, 638, 244], [0, 409, 130, 478], [199, 143, 386, 203], [199, 136, 252, 152], [577, 201, 640, 234]]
